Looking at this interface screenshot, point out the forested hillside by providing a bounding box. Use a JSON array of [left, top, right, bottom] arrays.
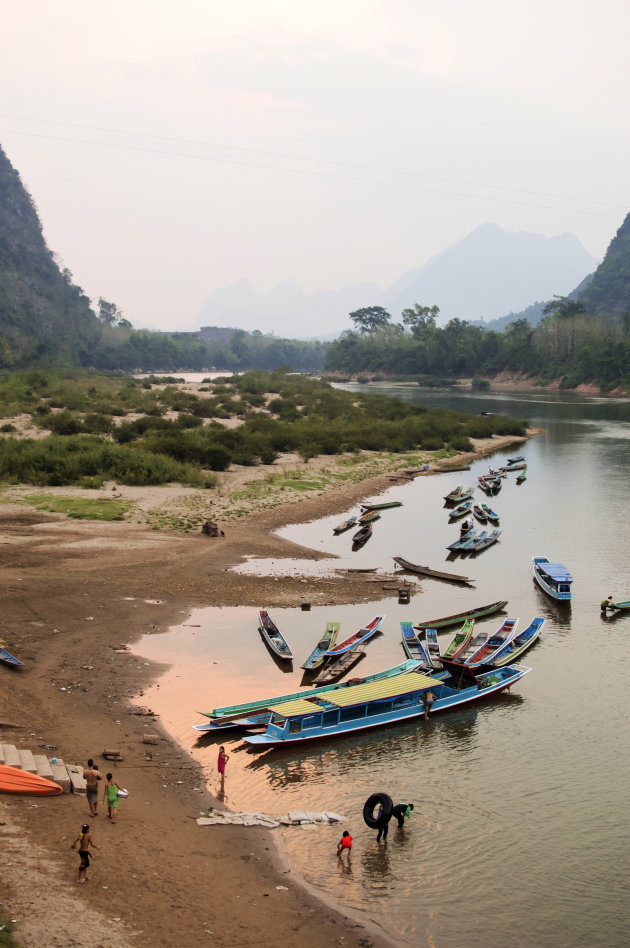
[[578, 212, 630, 315], [0, 145, 101, 367]]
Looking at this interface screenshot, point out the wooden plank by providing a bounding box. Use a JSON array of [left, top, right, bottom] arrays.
[[17, 749, 37, 773], [33, 754, 54, 780], [1, 744, 20, 768], [66, 764, 87, 794]]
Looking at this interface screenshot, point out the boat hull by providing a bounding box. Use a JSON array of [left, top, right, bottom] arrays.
[[0, 764, 63, 795], [415, 600, 507, 631], [245, 666, 530, 747]]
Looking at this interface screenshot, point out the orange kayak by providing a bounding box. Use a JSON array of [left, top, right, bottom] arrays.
[[0, 764, 63, 796]]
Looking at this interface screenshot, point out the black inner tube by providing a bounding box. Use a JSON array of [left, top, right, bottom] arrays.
[[363, 792, 393, 829]]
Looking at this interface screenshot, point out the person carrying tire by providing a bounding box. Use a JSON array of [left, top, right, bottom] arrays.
[[363, 792, 393, 843], [392, 802, 414, 828]]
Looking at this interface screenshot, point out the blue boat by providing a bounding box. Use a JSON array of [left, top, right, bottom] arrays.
[[463, 618, 519, 668], [447, 522, 475, 551], [400, 622, 432, 669], [258, 610, 293, 660], [470, 528, 502, 553], [243, 665, 531, 747], [424, 629, 442, 669], [193, 657, 421, 731], [532, 556, 572, 601], [301, 622, 340, 670], [449, 500, 473, 520], [0, 645, 24, 668], [490, 617, 545, 667]]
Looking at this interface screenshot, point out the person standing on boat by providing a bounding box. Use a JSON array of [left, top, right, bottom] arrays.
[[218, 746, 229, 777], [392, 803, 414, 828]]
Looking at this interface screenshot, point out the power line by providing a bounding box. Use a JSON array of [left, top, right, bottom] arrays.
[[0, 124, 622, 220]]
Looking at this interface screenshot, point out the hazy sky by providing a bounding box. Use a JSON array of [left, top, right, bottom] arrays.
[[2, 0, 629, 331]]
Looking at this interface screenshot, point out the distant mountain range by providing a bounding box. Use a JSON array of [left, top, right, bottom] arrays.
[[195, 224, 599, 337]]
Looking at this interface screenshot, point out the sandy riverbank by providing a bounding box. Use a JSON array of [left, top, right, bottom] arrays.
[[0, 432, 531, 947]]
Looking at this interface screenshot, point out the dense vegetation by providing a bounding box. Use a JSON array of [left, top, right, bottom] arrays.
[[324, 308, 630, 391], [0, 369, 526, 487]]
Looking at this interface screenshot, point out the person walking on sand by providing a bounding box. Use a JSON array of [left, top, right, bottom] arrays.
[[84, 759, 102, 817], [103, 773, 122, 823], [337, 830, 352, 863], [217, 746, 229, 777], [71, 823, 99, 883]]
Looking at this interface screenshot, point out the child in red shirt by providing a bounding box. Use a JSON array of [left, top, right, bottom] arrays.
[[337, 830, 353, 861]]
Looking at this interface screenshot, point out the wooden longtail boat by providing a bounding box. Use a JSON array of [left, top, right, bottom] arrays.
[[400, 621, 432, 668], [357, 509, 381, 524], [424, 628, 442, 669], [258, 610, 293, 660], [325, 615, 384, 656], [441, 618, 475, 659], [447, 523, 476, 551], [532, 556, 572, 601], [516, 470, 527, 484], [244, 665, 532, 747], [301, 622, 340, 670], [194, 658, 423, 730], [504, 461, 526, 470], [480, 504, 500, 524], [0, 645, 24, 668], [361, 501, 403, 511], [352, 523, 373, 545], [440, 626, 494, 670], [490, 617, 545, 666], [415, 600, 508, 631], [311, 648, 365, 684], [464, 618, 519, 668], [606, 600, 630, 612], [458, 530, 480, 552], [473, 504, 488, 524], [333, 516, 357, 535], [443, 485, 463, 501], [393, 555, 473, 585], [449, 500, 473, 520], [467, 530, 488, 552], [470, 529, 501, 553], [506, 455, 525, 464]]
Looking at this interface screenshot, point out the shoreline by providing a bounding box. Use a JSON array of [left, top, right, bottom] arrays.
[[0, 432, 531, 947]]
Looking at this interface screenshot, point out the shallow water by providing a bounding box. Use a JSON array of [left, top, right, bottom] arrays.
[[136, 388, 630, 947]]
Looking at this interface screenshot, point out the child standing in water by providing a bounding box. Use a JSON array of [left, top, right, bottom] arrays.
[[103, 773, 122, 823], [337, 830, 353, 864]]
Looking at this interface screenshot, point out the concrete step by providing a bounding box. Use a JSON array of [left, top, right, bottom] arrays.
[[66, 764, 87, 794], [17, 749, 37, 773], [49, 759, 71, 793], [1, 744, 20, 768], [33, 755, 54, 780]]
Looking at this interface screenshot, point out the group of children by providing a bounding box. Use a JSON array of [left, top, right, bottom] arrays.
[[71, 761, 124, 882], [337, 801, 414, 862]]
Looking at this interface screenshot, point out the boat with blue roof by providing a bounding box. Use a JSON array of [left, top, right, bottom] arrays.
[[532, 556, 572, 601]]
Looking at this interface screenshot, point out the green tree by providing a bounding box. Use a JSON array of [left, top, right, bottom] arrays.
[[401, 304, 440, 337], [349, 306, 391, 333], [98, 297, 124, 326], [542, 296, 586, 319]]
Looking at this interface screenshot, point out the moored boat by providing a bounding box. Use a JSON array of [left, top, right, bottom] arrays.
[[443, 485, 463, 501], [352, 523, 373, 545], [480, 504, 499, 524], [449, 500, 473, 520], [361, 501, 403, 511], [333, 516, 357, 535], [301, 622, 340, 670], [357, 509, 381, 524], [516, 469, 527, 484], [415, 600, 508, 631], [470, 528, 501, 553], [325, 615, 384, 656], [441, 617, 475, 659], [467, 530, 488, 552], [506, 455, 525, 464], [424, 628, 442, 669], [472, 504, 488, 524], [311, 647, 365, 684], [193, 657, 422, 730], [393, 555, 473, 585], [605, 599, 630, 612], [490, 617, 545, 666], [244, 665, 531, 747], [447, 523, 476, 551], [463, 618, 519, 668], [400, 621, 432, 668], [532, 556, 572, 601], [439, 625, 493, 670], [258, 610, 293, 660], [504, 460, 526, 470], [0, 645, 24, 668]]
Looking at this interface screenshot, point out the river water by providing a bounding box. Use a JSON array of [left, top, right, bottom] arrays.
[[136, 386, 630, 947]]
